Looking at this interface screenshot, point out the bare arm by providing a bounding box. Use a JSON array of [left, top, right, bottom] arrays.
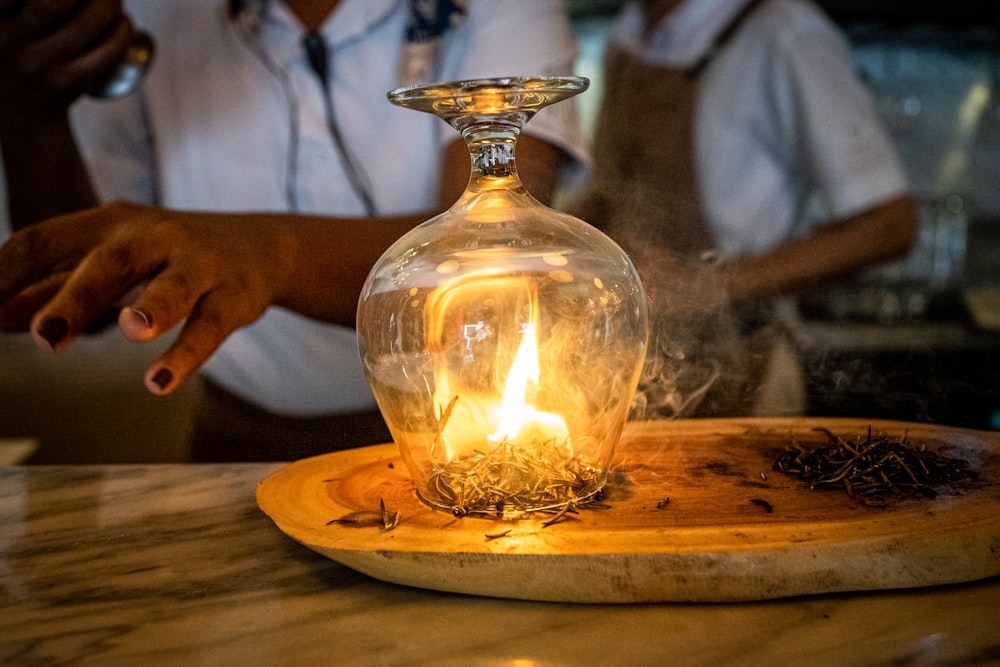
[[724, 195, 918, 301], [1, 114, 101, 229], [629, 195, 917, 316], [0, 0, 133, 229], [440, 132, 570, 206], [0, 134, 569, 395]]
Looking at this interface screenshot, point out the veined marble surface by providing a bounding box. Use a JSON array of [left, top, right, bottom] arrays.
[[2, 463, 998, 666]]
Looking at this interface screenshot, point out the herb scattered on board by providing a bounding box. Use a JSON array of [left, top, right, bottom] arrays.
[[773, 426, 979, 506], [748, 498, 773, 513], [485, 529, 513, 541], [327, 498, 400, 531]]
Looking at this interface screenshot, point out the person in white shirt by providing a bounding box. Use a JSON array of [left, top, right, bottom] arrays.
[[570, 0, 917, 419], [0, 0, 586, 459]]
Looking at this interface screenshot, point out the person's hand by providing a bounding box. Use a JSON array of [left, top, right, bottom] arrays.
[[0, 0, 133, 125], [0, 201, 294, 395]]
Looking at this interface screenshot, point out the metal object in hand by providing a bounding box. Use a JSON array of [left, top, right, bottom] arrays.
[[88, 29, 155, 100]]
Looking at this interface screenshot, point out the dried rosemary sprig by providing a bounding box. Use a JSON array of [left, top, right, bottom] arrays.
[[426, 436, 603, 517], [773, 426, 978, 505], [326, 497, 400, 531]]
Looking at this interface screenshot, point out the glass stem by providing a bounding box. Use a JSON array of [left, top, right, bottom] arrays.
[[462, 122, 525, 194]]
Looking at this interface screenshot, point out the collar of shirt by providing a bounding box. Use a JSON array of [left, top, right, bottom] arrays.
[[610, 0, 753, 68], [251, 0, 402, 69]]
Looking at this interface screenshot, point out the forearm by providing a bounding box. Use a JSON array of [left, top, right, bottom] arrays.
[[270, 212, 428, 326], [1, 114, 98, 229], [277, 134, 570, 322], [0, 131, 573, 396], [724, 195, 917, 302], [0, 0, 136, 229]]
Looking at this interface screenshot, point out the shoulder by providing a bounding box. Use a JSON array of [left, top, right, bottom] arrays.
[[711, 0, 859, 107], [737, 0, 850, 60], [746, 0, 841, 35]]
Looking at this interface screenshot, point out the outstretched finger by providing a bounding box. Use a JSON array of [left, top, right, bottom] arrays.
[[117, 265, 216, 344], [28, 229, 162, 350], [0, 223, 66, 305], [142, 287, 268, 395], [0, 271, 68, 332]]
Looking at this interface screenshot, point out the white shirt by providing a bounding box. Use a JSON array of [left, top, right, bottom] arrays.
[[610, 0, 909, 258], [71, 0, 585, 416]]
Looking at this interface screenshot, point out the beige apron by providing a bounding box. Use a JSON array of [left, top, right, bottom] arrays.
[[573, 0, 780, 418]]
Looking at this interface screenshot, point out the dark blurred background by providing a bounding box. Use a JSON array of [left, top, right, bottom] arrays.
[[570, 0, 1000, 433]]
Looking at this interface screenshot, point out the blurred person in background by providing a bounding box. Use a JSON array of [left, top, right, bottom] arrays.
[[0, 0, 585, 460], [569, 0, 916, 419]]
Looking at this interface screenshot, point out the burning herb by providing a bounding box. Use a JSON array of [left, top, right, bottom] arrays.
[[426, 436, 604, 517], [773, 426, 977, 504]]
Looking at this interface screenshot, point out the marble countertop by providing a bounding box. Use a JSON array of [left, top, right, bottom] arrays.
[[2, 463, 998, 666]]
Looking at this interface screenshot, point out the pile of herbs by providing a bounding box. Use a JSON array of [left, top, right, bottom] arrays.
[[773, 426, 980, 506]]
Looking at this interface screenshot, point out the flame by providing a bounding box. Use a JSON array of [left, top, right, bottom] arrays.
[[490, 321, 569, 445], [426, 274, 570, 459]]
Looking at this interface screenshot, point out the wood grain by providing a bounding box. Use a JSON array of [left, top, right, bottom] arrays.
[[256, 417, 1000, 602]]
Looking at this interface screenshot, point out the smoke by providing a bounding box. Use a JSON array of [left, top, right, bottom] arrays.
[[570, 175, 778, 423], [623, 239, 759, 422], [629, 339, 721, 421]]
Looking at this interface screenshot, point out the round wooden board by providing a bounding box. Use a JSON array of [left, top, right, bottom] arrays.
[[256, 417, 1000, 603]]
